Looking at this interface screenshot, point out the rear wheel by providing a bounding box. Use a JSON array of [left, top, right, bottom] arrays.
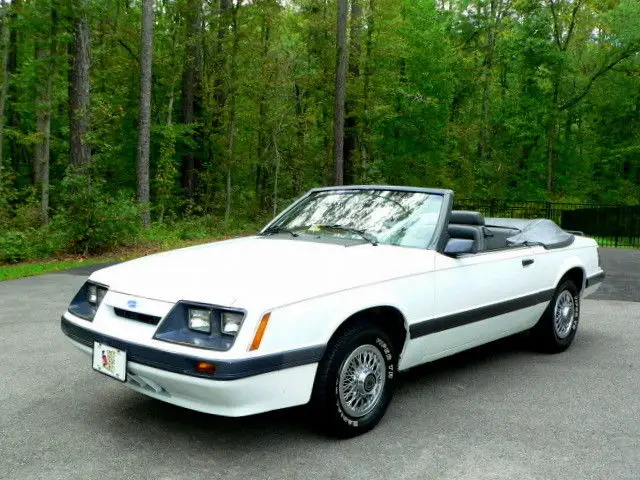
[[310, 323, 397, 438], [531, 280, 580, 353]]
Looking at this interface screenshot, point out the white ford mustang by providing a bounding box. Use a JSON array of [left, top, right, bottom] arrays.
[[61, 186, 604, 436]]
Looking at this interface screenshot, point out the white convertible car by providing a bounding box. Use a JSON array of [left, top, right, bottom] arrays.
[[61, 186, 604, 436]]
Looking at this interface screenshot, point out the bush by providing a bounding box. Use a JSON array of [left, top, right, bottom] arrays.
[[0, 168, 264, 264], [0, 227, 61, 263], [50, 172, 141, 254], [0, 230, 29, 263]]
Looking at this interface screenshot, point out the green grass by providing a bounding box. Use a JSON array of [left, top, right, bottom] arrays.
[[0, 258, 114, 282], [592, 237, 640, 249], [0, 219, 262, 282]]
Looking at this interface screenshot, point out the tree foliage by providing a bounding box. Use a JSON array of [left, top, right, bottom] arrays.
[[0, 0, 639, 260]]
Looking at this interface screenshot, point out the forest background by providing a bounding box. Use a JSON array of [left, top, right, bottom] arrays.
[[0, 0, 639, 269]]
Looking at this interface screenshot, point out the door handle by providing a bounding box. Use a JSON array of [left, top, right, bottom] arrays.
[[522, 259, 534, 267]]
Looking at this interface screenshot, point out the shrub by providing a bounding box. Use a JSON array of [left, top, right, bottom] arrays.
[[50, 172, 141, 254], [0, 230, 29, 263], [0, 227, 61, 263]]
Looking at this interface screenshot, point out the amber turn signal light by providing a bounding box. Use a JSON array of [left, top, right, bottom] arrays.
[[194, 361, 216, 374], [249, 313, 271, 351]]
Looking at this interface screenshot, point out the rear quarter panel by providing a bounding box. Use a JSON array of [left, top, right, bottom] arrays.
[[532, 236, 600, 294]]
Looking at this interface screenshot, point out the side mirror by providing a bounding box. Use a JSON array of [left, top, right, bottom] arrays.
[[444, 238, 476, 256]]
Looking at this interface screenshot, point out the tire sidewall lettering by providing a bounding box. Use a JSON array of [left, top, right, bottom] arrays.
[[375, 336, 395, 380], [571, 292, 580, 331], [334, 379, 359, 427]]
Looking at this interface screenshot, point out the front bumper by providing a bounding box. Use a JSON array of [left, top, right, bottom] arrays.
[[61, 315, 322, 416]]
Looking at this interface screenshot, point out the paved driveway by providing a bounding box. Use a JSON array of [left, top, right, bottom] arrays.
[[0, 249, 638, 480], [590, 248, 640, 302]]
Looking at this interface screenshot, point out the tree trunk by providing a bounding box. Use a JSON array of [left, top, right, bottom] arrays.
[[0, 1, 10, 173], [333, 0, 348, 185], [34, 44, 45, 185], [255, 7, 271, 211], [166, 83, 174, 126], [180, 0, 202, 194], [546, 78, 560, 196], [137, 0, 154, 227], [213, 0, 231, 123], [343, 0, 361, 184], [293, 82, 306, 195], [360, 0, 374, 177], [225, 169, 231, 223], [479, 0, 499, 162], [201, 0, 230, 203], [34, 7, 57, 224], [35, 7, 58, 225], [272, 131, 280, 216], [6, 0, 21, 173], [68, 3, 91, 167], [479, 38, 494, 161], [225, 0, 241, 222]]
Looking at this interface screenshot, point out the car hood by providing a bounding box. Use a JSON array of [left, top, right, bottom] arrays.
[[90, 236, 436, 310]]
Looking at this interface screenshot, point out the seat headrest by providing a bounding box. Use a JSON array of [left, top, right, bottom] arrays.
[[450, 210, 485, 226]]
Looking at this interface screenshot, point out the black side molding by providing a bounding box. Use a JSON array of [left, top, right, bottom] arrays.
[[61, 316, 325, 381], [409, 289, 555, 339], [586, 271, 605, 287]]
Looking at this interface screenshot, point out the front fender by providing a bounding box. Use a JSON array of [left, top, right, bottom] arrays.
[[252, 274, 432, 358]]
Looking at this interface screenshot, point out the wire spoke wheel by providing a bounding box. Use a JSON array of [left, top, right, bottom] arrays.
[[338, 344, 386, 418], [553, 290, 575, 339]]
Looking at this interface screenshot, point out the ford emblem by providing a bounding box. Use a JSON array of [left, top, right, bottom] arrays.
[[127, 299, 137, 309]]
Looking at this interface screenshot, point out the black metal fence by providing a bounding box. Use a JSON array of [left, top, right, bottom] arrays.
[[454, 199, 640, 249]]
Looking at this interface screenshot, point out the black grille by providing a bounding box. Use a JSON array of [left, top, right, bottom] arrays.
[[113, 307, 161, 325]]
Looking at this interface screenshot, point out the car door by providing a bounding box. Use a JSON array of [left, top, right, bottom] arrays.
[[407, 245, 546, 366]]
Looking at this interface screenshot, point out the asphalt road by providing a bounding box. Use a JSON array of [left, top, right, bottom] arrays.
[[1, 249, 639, 480]]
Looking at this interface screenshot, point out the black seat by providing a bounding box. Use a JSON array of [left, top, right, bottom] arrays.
[[447, 210, 486, 253], [447, 224, 485, 253]]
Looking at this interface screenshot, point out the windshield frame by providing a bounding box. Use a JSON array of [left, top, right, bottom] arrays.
[[260, 185, 454, 252]]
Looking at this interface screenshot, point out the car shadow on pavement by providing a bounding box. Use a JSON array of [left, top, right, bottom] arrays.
[[116, 393, 320, 447], [106, 333, 541, 445], [399, 332, 532, 385]]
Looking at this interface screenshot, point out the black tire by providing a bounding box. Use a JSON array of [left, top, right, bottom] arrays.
[[310, 322, 397, 438], [531, 279, 580, 353]]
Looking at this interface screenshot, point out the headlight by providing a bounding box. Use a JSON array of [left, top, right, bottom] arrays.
[[154, 302, 246, 351], [221, 311, 244, 335], [87, 283, 108, 307], [188, 308, 212, 333], [68, 281, 109, 321]]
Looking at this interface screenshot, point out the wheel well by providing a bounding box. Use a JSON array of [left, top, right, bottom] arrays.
[[561, 267, 585, 292], [328, 306, 407, 352]]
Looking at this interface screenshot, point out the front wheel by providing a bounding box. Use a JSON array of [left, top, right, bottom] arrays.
[[531, 279, 580, 353], [310, 323, 397, 437]]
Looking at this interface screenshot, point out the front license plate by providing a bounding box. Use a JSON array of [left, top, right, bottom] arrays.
[[92, 342, 127, 382]]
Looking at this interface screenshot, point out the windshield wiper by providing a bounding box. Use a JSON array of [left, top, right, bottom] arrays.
[[260, 226, 299, 238], [316, 224, 378, 246]]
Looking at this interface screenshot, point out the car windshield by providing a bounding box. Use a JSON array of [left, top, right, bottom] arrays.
[[265, 189, 444, 248]]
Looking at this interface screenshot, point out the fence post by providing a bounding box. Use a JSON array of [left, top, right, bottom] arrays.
[[545, 201, 552, 220]]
